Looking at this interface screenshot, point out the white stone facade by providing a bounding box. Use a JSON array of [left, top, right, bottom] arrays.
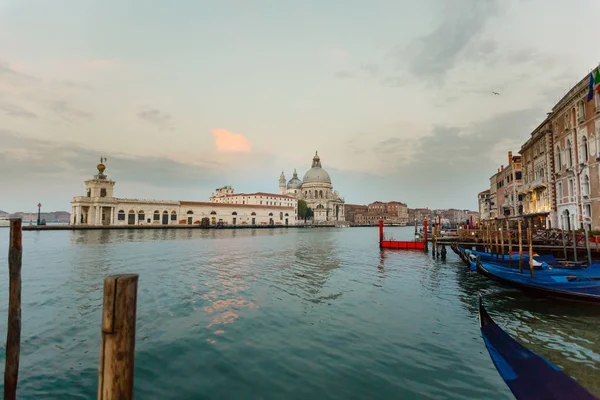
[[281, 152, 345, 223], [70, 162, 296, 227]]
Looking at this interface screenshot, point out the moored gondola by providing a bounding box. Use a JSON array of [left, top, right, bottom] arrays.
[[478, 296, 598, 399], [476, 260, 600, 303]]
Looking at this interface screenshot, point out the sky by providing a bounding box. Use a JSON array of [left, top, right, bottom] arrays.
[[1, 0, 600, 213]]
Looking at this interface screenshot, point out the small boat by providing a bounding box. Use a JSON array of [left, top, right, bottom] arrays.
[[0, 217, 10, 227], [478, 296, 598, 399], [476, 260, 600, 303], [457, 246, 587, 271]]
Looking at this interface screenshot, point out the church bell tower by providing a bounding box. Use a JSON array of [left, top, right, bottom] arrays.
[[279, 170, 286, 195]]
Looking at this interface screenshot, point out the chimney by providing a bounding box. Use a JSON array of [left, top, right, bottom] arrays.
[[501, 165, 504, 171], [508, 151, 512, 164]]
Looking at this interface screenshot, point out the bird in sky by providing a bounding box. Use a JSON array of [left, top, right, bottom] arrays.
[[492, 91, 500, 96]]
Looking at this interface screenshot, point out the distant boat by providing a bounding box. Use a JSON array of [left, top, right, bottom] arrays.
[[0, 217, 9, 227], [478, 295, 598, 399]]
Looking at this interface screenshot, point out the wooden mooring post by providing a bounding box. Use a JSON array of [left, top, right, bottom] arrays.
[[500, 225, 505, 260], [507, 220, 512, 267], [518, 220, 523, 273], [528, 217, 534, 278], [4, 218, 22, 400], [98, 274, 139, 400]]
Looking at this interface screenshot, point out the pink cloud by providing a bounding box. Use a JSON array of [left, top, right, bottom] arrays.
[[211, 129, 252, 153]]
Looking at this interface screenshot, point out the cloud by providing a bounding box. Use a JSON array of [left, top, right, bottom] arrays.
[[212, 129, 252, 153], [0, 129, 281, 211], [49, 100, 92, 121], [55, 80, 95, 92], [0, 101, 37, 119], [334, 70, 355, 79], [398, 0, 503, 83], [335, 107, 544, 209], [0, 129, 221, 187], [322, 48, 350, 65], [80, 59, 119, 69], [137, 108, 174, 131]]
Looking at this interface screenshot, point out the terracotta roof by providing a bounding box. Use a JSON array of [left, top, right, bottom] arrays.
[[180, 201, 294, 209]]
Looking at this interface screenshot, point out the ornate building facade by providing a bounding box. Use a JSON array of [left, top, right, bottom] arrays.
[[280, 152, 346, 223], [70, 160, 296, 226]]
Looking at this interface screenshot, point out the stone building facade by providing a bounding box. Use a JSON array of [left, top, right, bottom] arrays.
[[477, 64, 600, 231], [280, 152, 345, 223], [70, 162, 296, 227], [551, 72, 600, 231], [478, 189, 491, 221], [520, 118, 554, 228]]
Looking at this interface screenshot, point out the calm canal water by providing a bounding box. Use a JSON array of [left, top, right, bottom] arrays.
[[0, 226, 599, 399]]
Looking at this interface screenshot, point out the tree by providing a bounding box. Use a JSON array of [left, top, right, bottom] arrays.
[[305, 207, 314, 223], [298, 200, 308, 219]]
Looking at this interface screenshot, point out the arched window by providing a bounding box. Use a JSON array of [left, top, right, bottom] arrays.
[[285, 213, 289, 217], [251, 212, 256, 216], [118, 210, 125, 221], [268, 212, 273, 216], [153, 210, 160, 221], [171, 210, 177, 221], [187, 210, 194, 214], [591, 134, 598, 156], [210, 211, 217, 215], [138, 210, 145, 221], [567, 140, 573, 167], [556, 146, 562, 170], [583, 174, 590, 196], [232, 211, 237, 215], [581, 136, 588, 163], [319, 190, 323, 198], [280, 212, 283, 220], [578, 100, 585, 121]]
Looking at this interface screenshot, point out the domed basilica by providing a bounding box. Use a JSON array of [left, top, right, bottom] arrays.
[[279, 152, 345, 223]]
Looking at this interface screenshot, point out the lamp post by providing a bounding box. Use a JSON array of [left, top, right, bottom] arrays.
[[37, 203, 42, 226]]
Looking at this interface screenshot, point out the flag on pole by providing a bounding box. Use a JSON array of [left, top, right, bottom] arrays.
[[594, 68, 600, 92], [587, 72, 594, 101]]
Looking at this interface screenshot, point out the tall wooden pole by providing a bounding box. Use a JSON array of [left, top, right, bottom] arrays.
[[528, 217, 534, 278], [4, 218, 22, 400], [571, 215, 578, 263], [494, 221, 499, 258], [98, 274, 139, 400], [500, 225, 505, 260], [518, 219, 523, 273], [561, 224, 568, 261], [584, 226, 592, 266], [507, 219, 512, 267]]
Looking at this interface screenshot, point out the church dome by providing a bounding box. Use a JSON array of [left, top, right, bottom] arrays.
[[302, 152, 332, 184], [287, 169, 303, 189]]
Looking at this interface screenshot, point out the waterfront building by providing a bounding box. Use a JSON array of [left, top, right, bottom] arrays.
[[344, 204, 368, 224], [520, 118, 554, 228], [488, 173, 498, 219], [365, 201, 409, 225], [280, 152, 345, 223], [70, 161, 296, 226], [209, 186, 298, 218], [499, 152, 523, 218], [477, 64, 600, 231], [488, 152, 522, 219], [550, 69, 600, 231], [408, 208, 431, 224], [478, 189, 491, 221]]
